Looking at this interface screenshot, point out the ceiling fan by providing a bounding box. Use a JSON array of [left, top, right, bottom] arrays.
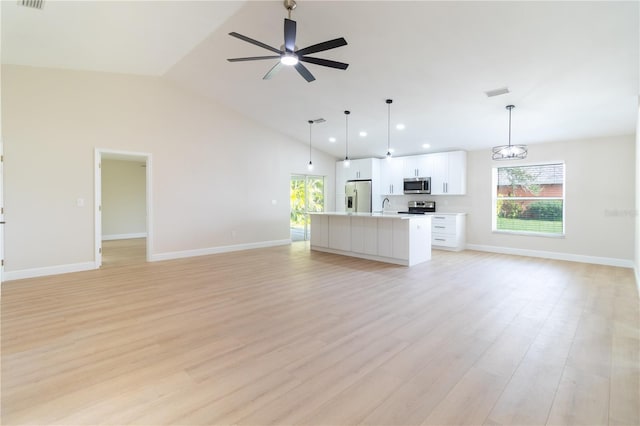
[[227, 0, 349, 83]]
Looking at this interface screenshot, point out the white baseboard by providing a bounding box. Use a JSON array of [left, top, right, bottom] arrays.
[[4, 261, 96, 282], [466, 244, 634, 269], [151, 239, 291, 262], [102, 233, 147, 241]]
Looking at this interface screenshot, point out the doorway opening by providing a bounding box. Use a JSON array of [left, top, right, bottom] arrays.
[[95, 149, 152, 268], [290, 174, 324, 241]]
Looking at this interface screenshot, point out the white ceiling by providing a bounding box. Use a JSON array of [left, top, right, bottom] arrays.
[[2, 1, 638, 159]]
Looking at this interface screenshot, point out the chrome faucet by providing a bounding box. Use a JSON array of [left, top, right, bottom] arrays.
[[382, 197, 390, 209]]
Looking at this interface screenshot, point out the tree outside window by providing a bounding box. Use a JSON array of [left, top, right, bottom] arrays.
[[494, 163, 565, 235]]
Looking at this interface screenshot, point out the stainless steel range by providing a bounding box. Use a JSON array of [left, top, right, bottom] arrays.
[[398, 200, 436, 214]]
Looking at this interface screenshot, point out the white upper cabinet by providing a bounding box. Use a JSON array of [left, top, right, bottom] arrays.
[[429, 151, 467, 195], [445, 151, 467, 195], [398, 151, 467, 195], [338, 158, 375, 181], [403, 154, 431, 178], [379, 157, 404, 195]]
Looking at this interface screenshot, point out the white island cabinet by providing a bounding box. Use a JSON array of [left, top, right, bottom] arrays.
[[309, 213, 431, 266]]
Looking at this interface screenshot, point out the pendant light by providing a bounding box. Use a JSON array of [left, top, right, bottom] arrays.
[[385, 99, 393, 159], [492, 105, 527, 160], [305, 118, 325, 171], [307, 120, 314, 171], [343, 110, 351, 168]]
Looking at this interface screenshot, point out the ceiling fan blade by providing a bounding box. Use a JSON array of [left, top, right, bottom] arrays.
[[229, 32, 281, 54], [227, 56, 281, 62], [299, 56, 349, 70], [263, 62, 283, 80], [295, 37, 347, 56], [284, 18, 296, 52], [294, 63, 316, 82]]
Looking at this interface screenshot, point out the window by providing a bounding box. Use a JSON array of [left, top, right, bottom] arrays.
[[493, 162, 565, 236]]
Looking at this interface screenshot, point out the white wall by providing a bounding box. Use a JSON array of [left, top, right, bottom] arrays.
[[101, 159, 146, 239], [1, 65, 336, 276]]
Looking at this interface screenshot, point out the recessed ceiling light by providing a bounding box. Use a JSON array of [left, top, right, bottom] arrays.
[[329, 137, 336, 143], [396, 124, 405, 130], [359, 131, 367, 137], [422, 143, 431, 149]]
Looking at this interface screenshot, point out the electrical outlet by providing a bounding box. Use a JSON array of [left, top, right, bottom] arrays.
[[77, 198, 85, 207]]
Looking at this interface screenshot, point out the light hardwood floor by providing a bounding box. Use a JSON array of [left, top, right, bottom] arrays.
[[2, 239, 639, 425]]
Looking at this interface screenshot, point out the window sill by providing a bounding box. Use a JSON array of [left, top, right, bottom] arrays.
[[493, 230, 565, 239]]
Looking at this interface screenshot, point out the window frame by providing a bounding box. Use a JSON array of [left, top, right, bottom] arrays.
[[491, 161, 566, 238]]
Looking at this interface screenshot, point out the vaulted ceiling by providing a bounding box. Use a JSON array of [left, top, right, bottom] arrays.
[[2, 1, 638, 159]]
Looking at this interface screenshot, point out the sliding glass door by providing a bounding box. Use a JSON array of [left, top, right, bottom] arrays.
[[290, 175, 324, 241]]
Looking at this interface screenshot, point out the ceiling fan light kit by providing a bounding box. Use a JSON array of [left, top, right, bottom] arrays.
[[492, 105, 528, 161], [227, 0, 349, 83]]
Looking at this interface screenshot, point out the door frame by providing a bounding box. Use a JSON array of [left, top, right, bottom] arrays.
[[0, 139, 4, 283], [95, 148, 153, 267], [290, 174, 325, 241]]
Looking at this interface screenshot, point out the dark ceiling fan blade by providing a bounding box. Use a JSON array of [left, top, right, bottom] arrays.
[[229, 32, 281, 54], [227, 56, 281, 62], [284, 18, 296, 52], [263, 62, 283, 80], [295, 37, 347, 56], [299, 56, 349, 70], [294, 62, 316, 82]]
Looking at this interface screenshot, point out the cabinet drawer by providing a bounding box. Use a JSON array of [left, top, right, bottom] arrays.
[[431, 215, 457, 226], [432, 223, 456, 235], [432, 235, 457, 247]]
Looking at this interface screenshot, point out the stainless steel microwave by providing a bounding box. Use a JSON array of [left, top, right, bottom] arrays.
[[403, 177, 431, 194]]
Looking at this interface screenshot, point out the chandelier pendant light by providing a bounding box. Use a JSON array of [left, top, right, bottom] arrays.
[[492, 105, 527, 160], [386, 99, 393, 159], [343, 110, 351, 168]]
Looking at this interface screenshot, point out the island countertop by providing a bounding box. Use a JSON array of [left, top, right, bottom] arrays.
[[309, 211, 418, 219]]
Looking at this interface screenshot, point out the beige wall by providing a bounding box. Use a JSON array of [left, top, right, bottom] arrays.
[[435, 135, 636, 264], [101, 159, 146, 239], [2, 65, 336, 274]]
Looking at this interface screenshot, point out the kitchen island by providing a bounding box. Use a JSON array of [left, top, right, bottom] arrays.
[[309, 212, 431, 266]]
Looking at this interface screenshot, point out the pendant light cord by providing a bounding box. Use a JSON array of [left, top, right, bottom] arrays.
[[507, 105, 514, 148], [308, 120, 313, 161], [344, 110, 350, 160], [386, 99, 392, 155]]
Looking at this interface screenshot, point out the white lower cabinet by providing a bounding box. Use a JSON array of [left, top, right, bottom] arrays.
[[310, 214, 329, 248], [377, 220, 394, 258], [430, 213, 466, 251], [351, 217, 378, 255], [310, 214, 431, 266], [328, 216, 351, 251]]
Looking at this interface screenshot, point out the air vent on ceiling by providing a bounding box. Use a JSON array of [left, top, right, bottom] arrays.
[[485, 87, 510, 97], [18, 0, 44, 10]]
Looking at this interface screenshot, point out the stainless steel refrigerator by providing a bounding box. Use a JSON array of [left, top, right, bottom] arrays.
[[345, 180, 372, 213]]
